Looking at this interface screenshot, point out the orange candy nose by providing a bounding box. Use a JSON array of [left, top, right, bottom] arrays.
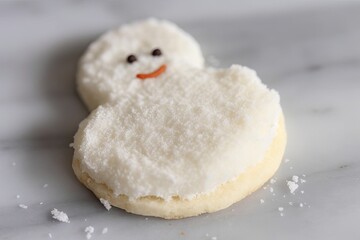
[[136, 64, 167, 80]]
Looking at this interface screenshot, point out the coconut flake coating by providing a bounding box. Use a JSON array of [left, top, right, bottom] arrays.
[[74, 19, 281, 200]]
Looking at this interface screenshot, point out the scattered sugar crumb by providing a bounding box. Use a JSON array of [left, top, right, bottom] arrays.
[[292, 175, 299, 183], [284, 158, 290, 163], [280, 212, 284, 217], [102, 227, 108, 234], [301, 190, 304, 194], [269, 187, 274, 193], [19, 204, 28, 209], [263, 186, 267, 190], [211, 237, 217, 240], [100, 198, 112, 211], [16, 195, 20, 199], [48, 233, 52, 239], [287, 181, 299, 194], [302, 174, 306, 177], [260, 199, 264, 204], [85, 226, 94, 239], [300, 179, 306, 183], [283, 194, 286, 198], [43, 184, 49, 188], [299, 203, 304, 208], [289, 202, 293, 206], [270, 178, 276, 184], [51, 208, 70, 223], [278, 207, 284, 212], [40, 202, 44, 205], [145, 217, 149, 220]]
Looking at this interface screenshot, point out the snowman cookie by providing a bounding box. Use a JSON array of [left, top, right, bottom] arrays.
[[72, 19, 286, 219]]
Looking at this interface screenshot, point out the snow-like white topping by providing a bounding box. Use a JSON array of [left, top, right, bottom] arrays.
[[74, 65, 280, 200], [99, 198, 111, 210], [78, 18, 204, 110], [51, 208, 70, 223], [73, 19, 281, 200]]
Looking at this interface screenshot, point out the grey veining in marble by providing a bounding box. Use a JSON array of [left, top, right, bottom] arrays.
[[1, 0, 360, 239]]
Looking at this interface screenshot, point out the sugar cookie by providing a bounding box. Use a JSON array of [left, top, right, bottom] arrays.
[[72, 19, 286, 219]]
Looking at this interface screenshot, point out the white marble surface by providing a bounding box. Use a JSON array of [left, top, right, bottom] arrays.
[[1, 0, 360, 239]]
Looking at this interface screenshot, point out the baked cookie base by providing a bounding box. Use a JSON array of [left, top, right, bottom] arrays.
[[73, 116, 286, 219]]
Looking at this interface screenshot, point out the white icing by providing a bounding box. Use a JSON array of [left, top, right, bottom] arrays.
[[73, 19, 281, 200]]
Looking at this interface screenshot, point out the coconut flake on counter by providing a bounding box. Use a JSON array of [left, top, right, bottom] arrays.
[[287, 181, 299, 194], [85, 226, 95, 239], [100, 198, 112, 210], [19, 204, 28, 209], [292, 175, 299, 183], [51, 208, 70, 223]]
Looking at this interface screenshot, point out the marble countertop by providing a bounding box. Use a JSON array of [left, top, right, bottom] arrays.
[[1, 0, 360, 239]]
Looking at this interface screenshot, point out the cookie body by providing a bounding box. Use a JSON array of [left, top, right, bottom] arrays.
[[73, 116, 285, 219], [72, 19, 287, 219]]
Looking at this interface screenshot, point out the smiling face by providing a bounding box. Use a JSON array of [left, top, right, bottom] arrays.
[[78, 19, 204, 110]]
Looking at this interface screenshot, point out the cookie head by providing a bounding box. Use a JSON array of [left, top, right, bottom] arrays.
[[78, 19, 204, 110]]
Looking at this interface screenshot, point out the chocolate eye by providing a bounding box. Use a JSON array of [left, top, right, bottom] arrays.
[[126, 54, 137, 64], [151, 48, 162, 57]]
